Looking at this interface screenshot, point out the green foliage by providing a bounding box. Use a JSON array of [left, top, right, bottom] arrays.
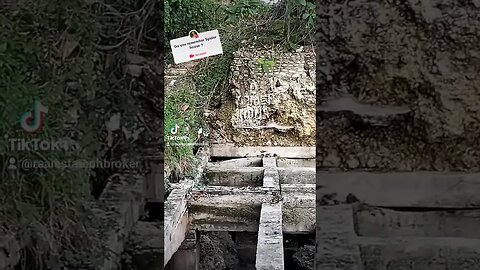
[[164, 79, 204, 176], [0, 0, 157, 268], [298, 0, 316, 27], [164, 0, 221, 54], [225, 0, 267, 23], [257, 57, 276, 73], [259, 0, 315, 49]]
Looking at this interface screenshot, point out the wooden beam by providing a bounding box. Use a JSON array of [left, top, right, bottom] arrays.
[[210, 144, 315, 158], [317, 172, 480, 208], [204, 167, 264, 186], [255, 203, 284, 270]]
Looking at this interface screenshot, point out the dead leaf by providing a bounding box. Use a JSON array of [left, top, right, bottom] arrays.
[[126, 64, 143, 77], [61, 40, 79, 60], [126, 53, 147, 64], [180, 103, 189, 112], [105, 113, 121, 131]]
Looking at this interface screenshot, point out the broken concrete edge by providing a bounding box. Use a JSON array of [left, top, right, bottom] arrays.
[[164, 188, 188, 266], [317, 171, 480, 208], [122, 221, 164, 269], [94, 174, 146, 270], [163, 147, 210, 266], [208, 157, 263, 168], [210, 144, 315, 159], [188, 187, 314, 234], [354, 204, 480, 238], [204, 166, 264, 187]]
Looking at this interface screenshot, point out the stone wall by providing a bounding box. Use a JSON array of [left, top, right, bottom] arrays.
[[227, 46, 315, 146], [316, 0, 480, 171]]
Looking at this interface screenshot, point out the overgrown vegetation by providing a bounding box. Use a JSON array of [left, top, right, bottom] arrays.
[[164, 79, 204, 180], [164, 0, 315, 180], [0, 0, 159, 268]]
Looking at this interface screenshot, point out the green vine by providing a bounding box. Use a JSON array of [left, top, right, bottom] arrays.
[[257, 57, 276, 73]]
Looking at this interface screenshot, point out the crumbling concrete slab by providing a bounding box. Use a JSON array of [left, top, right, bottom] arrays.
[[317, 172, 480, 207], [255, 203, 284, 270], [122, 221, 163, 270], [204, 167, 264, 186], [354, 204, 480, 238], [278, 167, 315, 184], [164, 188, 189, 266], [282, 184, 315, 233], [97, 174, 145, 270], [210, 144, 315, 158], [208, 157, 263, 168], [276, 158, 315, 167], [188, 191, 266, 232], [188, 185, 312, 233], [316, 205, 361, 270], [356, 236, 480, 269]]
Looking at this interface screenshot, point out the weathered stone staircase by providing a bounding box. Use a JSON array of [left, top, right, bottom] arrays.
[[165, 144, 315, 270]]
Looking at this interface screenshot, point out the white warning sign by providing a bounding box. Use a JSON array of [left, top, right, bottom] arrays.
[[170, 30, 223, 64]]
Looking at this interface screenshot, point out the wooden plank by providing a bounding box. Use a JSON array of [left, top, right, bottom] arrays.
[[354, 204, 480, 238], [255, 203, 284, 270], [317, 172, 480, 207], [204, 167, 264, 186], [210, 144, 315, 158]]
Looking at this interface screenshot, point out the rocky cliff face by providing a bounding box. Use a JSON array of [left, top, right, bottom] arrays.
[[317, 0, 480, 171], [212, 46, 316, 147]]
